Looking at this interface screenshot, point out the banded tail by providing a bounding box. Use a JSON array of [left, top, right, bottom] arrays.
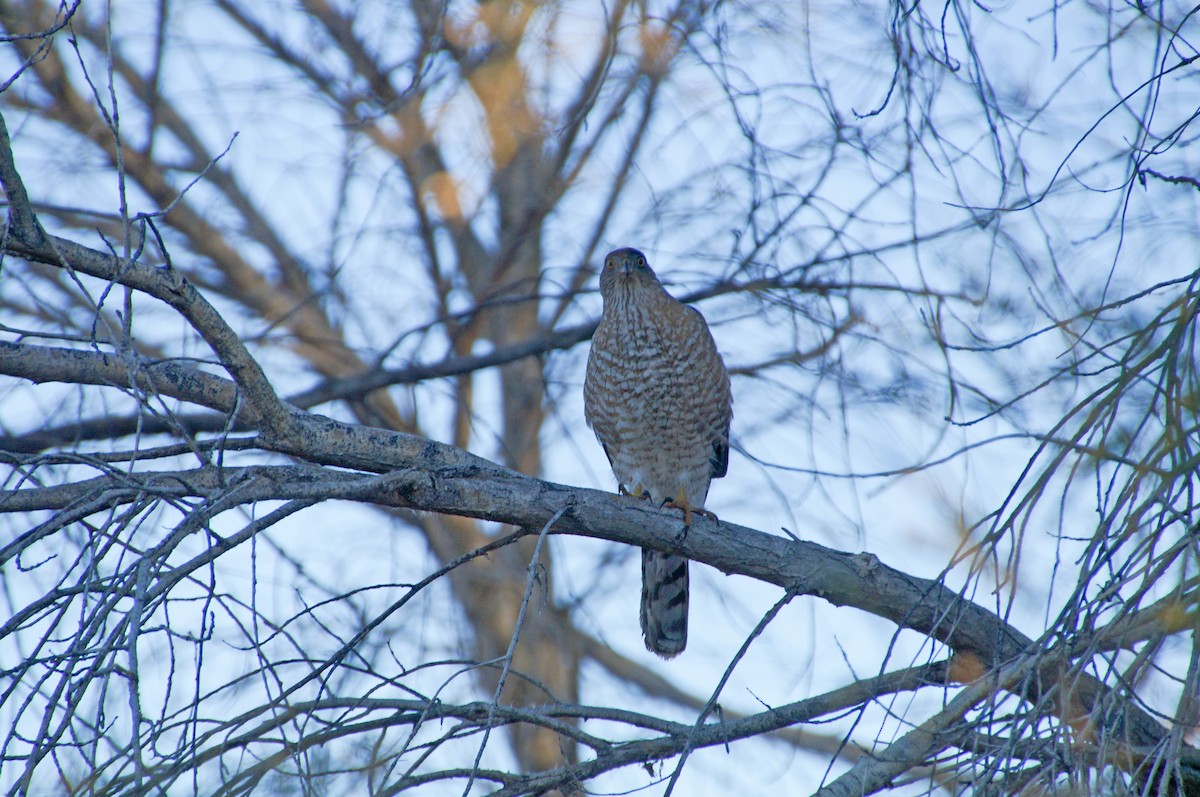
[[640, 549, 689, 658]]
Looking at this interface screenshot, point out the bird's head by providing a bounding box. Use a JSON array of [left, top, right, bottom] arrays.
[[599, 247, 663, 303]]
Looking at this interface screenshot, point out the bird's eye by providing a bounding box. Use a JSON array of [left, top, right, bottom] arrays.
[[636, 256, 646, 268]]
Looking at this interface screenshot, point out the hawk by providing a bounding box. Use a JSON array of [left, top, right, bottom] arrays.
[[584, 247, 733, 658]]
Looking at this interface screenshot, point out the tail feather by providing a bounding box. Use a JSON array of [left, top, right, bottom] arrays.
[[640, 548, 689, 658]]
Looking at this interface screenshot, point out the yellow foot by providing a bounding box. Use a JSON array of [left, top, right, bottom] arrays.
[[660, 488, 718, 526], [620, 484, 653, 502], [661, 499, 690, 526]]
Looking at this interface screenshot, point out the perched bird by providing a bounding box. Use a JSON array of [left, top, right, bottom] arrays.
[[584, 247, 732, 658]]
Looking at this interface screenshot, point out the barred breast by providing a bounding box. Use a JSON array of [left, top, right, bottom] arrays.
[[584, 287, 731, 509]]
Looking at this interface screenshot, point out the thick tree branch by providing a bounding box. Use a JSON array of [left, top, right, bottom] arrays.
[[0, 341, 249, 420], [2, 408, 1195, 796]]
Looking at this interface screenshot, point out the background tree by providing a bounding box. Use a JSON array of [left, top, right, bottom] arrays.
[[1, 1, 1198, 795]]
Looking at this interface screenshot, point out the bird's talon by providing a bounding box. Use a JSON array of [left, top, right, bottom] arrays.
[[621, 485, 654, 502], [661, 498, 693, 526]]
